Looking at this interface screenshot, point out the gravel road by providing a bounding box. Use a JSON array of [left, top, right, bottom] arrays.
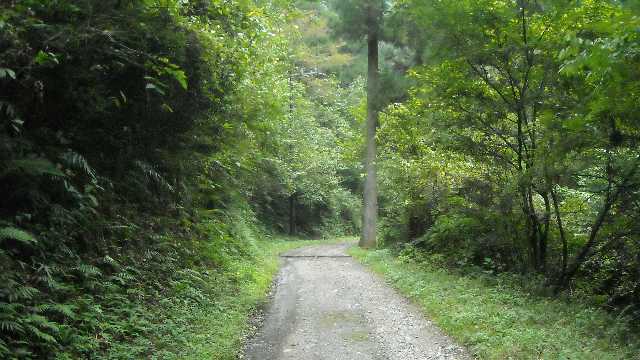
[[243, 243, 471, 360]]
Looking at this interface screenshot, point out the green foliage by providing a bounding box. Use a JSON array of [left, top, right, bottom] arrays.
[[0, 227, 37, 245], [375, 0, 640, 323], [330, 0, 388, 43], [0, 0, 361, 357], [351, 247, 640, 359], [5, 0, 638, 356]]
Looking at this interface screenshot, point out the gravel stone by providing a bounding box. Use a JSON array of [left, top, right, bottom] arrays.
[[243, 243, 472, 360]]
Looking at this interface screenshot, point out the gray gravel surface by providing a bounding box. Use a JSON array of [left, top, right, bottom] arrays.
[[242, 243, 471, 360]]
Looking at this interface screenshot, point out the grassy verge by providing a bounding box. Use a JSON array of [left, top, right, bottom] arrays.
[[349, 247, 640, 360], [180, 236, 347, 359], [147, 236, 349, 360]]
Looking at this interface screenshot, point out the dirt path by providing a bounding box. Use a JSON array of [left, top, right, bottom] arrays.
[[243, 243, 471, 360]]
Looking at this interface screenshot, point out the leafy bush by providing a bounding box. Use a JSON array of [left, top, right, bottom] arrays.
[[0, 0, 361, 357]]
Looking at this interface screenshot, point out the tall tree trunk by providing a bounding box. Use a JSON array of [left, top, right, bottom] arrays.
[[539, 191, 551, 272], [521, 188, 539, 270], [550, 187, 568, 275], [360, 2, 380, 248], [289, 193, 296, 236]]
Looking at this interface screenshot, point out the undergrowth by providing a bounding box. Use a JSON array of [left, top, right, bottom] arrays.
[[0, 203, 334, 359], [350, 246, 640, 360], [150, 236, 343, 360]]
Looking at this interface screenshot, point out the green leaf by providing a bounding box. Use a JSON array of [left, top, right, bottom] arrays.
[[146, 83, 166, 96], [166, 67, 188, 90], [161, 103, 174, 113], [0, 227, 38, 245], [0, 68, 16, 80], [61, 150, 96, 179], [0, 100, 16, 117], [0, 321, 23, 333], [74, 263, 102, 278], [34, 51, 59, 66], [25, 325, 57, 344], [6, 158, 66, 177]]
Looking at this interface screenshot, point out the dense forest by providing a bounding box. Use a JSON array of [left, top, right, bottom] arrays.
[[1, 0, 640, 358]]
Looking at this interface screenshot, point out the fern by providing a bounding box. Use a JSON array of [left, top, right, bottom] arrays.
[[74, 263, 102, 278], [24, 314, 59, 333], [24, 324, 57, 344], [60, 150, 96, 180], [0, 320, 23, 333], [0, 227, 37, 245], [52, 304, 76, 319], [111, 271, 135, 286], [35, 303, 77, 319], [7, 286, 39, 302], [0, 302, 23, 313], [102, 255, 121, 269], [35, 264, 59, 290], [134, 160, 174, 193]]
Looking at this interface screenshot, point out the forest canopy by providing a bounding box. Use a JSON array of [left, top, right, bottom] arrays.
[[377, 0, 640, 306]]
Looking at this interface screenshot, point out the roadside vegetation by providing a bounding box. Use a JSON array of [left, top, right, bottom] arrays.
[[351, 246, 640, 359], [2, 0, 640, 358], [155, 236, 343, 360], [0, 1, 361, 358], [338, 0, 640, 352]]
